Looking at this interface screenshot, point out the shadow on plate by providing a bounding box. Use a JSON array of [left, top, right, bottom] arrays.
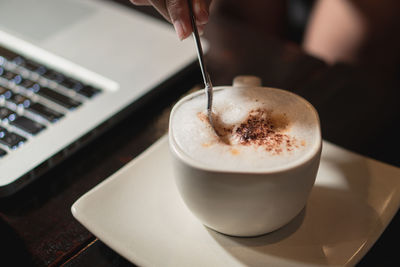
[[206, 156, 381, 266]]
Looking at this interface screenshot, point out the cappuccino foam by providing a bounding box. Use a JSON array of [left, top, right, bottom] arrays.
[[170, 87, 321, 172]]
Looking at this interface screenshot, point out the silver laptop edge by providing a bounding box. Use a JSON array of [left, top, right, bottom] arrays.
[[0, 0, 198, 194]]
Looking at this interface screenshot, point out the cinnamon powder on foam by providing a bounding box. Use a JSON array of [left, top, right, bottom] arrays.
[[198, 108, 305, 155]]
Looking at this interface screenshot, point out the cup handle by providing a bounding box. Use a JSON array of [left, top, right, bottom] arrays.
[[232, 76, 262, 87]]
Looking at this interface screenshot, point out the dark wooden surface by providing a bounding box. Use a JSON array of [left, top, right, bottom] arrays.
[[1, 1, 399, 266]]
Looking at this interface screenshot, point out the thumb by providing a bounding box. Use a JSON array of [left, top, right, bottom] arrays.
[[166, 0, 191, 40], [147, 0, 190, 40]]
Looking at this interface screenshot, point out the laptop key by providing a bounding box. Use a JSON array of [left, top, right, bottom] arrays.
[[0, 69, 18, 81], [0, 68, 24, 84], [60, 77, 82, 90], [60, 77, 101, 98], [9, 93, 32, 108], [12, 56, 26, 66], [35, 65, 48, 76], [0, 46, 19, 61], [0, 85, 13, 99], [0, 126, 26, 149], [20, 78, 38, 90], [18, 58, 47, 75], [36, 87, 81, 109], [43, 69, 65, 83], [28, 102, 64, 122], [0, 147, 7, 157], [10, 116, 46, 135], [0, 107, 17, 122], [24, 59, 41, 71], [77, 85, 101, 98]]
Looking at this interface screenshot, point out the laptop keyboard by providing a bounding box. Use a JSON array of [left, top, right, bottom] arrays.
[[0, 45, 102, 158]]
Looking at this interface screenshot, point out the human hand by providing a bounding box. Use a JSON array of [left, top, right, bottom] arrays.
[[130, 0, 212, 40]]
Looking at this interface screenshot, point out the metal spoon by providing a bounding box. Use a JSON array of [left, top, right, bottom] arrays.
[[187, 0, 214, 129]]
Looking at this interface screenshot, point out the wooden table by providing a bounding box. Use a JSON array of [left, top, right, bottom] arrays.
[[1, 2, 399, 266]]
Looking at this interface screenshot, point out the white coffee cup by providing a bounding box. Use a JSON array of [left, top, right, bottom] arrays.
[[169, 76, 322, 237]]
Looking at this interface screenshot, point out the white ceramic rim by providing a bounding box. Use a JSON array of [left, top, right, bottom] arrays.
[[169, 86, 322, 174]]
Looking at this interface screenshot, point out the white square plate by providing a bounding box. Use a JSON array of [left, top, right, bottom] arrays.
[[72, 136, 400, 266]]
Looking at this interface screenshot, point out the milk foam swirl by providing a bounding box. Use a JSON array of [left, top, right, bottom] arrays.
[[170, 87, 321, 172]]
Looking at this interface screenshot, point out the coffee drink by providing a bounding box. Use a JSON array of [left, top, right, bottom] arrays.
[[170, 86, 320, 172], [169, 81, 321, 236]]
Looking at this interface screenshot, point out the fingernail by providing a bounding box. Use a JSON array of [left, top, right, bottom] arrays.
[[194, 0, 208, 24], [173, 20, 186, 41]]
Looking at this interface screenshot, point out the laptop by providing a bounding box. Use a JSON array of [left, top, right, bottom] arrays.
[[0, 0, 197, 196]]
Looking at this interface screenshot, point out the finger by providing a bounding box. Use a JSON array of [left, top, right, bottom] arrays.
[[147, 0, 210, 40], [129, 0, 151, 6], [166, 0, 191, 40], [193, 0, 210, 25], [147, 0, 188, 40]]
